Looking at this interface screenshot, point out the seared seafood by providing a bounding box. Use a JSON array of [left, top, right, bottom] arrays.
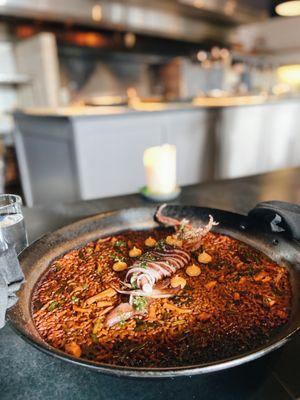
[[105, 205, 217, 326]]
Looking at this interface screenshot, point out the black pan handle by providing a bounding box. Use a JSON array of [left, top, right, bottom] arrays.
[[248, 201, 300, 241]]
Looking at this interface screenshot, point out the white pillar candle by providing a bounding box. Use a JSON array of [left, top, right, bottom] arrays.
[[143, 144, 177, 195]]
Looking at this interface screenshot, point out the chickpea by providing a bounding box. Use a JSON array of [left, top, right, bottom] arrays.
[[198, 251, 212, 264], [166, 235, 183, 247], [186, 264, 201, 277], [113, 261, 128, 272], [171, 275, 187, 289], [145, 236, 157, 247], [129, 246, 142, 258], [65, 341, 81, 358]]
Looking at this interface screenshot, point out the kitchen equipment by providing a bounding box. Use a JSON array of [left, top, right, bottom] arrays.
[[7, 202, 300, 378]]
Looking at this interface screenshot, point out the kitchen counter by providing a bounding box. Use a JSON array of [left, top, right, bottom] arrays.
[[1, 167, 300, 399], [17, 95, 297, 117], [14, 95, 300, 206]]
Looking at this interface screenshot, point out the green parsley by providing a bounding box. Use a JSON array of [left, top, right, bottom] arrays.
[[109, 253, 126, 262], [118, 316, 126, 327], [114, 240, 127, 247], [132, 296, 147, 311], [156, 240, 166, 251], [140, 261, 148, 269], [71, 296, 79, 304], [131, 281, 138, 289], [48, 301, 58, 311], [179, 223, 185, 232]]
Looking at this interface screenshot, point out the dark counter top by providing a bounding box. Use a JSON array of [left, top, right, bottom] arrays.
[[1, 167, 300, 399]]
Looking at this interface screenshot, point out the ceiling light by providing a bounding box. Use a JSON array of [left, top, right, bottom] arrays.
[[124, 32, 136, 48], [211, 46, 221, 59], [92, 5, 102, 22], [220, 48, 230, 59], [275, 0, 300, 16], [277, 64, 300, 84], [196, 51, 207, 62]]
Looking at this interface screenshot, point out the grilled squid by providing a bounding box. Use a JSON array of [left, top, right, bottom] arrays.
[[124, 246, 190, 293], [105, 204, 218, 327], [105, 303, 137, 327], [155, 204, 218, 252]]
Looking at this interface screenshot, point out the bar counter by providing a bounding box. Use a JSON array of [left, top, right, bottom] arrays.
[[1, 167, 300, 399]]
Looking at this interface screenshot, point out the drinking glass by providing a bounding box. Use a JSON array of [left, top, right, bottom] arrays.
[[0, 194, 28, 255]]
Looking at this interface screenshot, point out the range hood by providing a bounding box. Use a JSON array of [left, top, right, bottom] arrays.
[[0, 0, 267, 43]]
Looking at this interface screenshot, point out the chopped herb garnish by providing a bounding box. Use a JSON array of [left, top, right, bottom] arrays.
[[131, 281, 138, 289], [132, 296, 147, 311], [109, 253, 126, 262], [48, 301, 58, 311], [78, 250, 85, 260], [82, 283, 89, 290], [179, 223, 185, 232], [115, 240, 127, 248], [55, 286, 65, 295], [117, 311, 127, 327], [172, 295, 190, 306], [140, 253, 156, 262], [140, 261, 148, 269], [156, 240, 166, 251], [91, 333, 99, 343], [71, 296, 79, 304]]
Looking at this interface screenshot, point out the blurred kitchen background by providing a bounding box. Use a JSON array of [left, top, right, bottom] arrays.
[[1, 0, 300, 206]]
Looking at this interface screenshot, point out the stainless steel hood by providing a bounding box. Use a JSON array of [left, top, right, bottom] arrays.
[[0, 0, 267, 43]]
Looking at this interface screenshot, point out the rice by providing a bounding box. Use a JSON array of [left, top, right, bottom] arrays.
[[32, 228, 292, 367]]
